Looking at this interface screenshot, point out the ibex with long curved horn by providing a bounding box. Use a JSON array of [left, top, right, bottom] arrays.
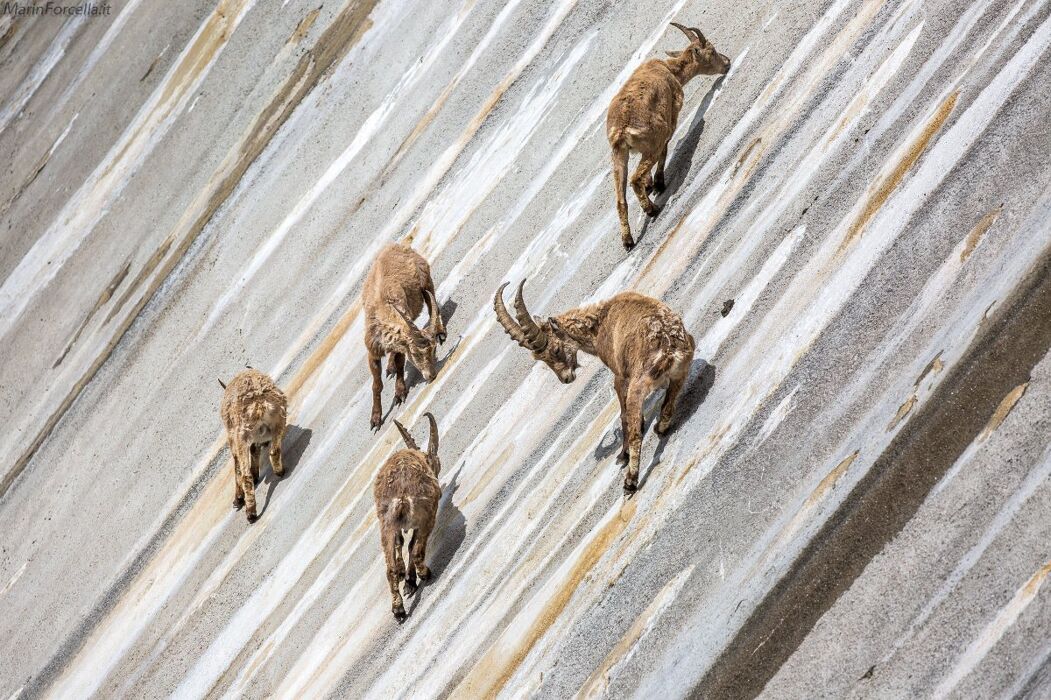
[[495, 282, 694, 492], [607, 22, 730, 249], [374, 412, 442, 620], [363, 244, 447, 430]]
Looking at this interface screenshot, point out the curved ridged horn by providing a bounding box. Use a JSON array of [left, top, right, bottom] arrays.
[[514, 281, 548, 352], [670, 22, 707, 45], [494, 282, 531, 348], [393, 305, 426, 343], [424, 412, 439, 462], [393, 419, 418, 451], [425, 289, 440, 335]]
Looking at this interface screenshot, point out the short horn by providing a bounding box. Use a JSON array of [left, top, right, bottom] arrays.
[[393, 419, 418, 451], [514, 281, 548, 352], [393, 305, 426, 343], [670, 21, 706, 45], [425, 289, 440, 335], [217, 378, 227, 390], [494, 282, 531, 348], [424, 412, 439, 462]]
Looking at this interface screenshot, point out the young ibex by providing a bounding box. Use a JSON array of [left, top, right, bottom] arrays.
[[363, 243, 447, 430], [374, 412, 442, 620], [219, 368, 287, 523], [495, 283, 694, 493], [607, 23, 730, 249]]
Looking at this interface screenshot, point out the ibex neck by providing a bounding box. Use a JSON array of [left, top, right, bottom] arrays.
[[553, 302, 609, 355], [662, 56, 695, 86]]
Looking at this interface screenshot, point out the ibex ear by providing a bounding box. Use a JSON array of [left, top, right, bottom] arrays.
[[665, 50, 683, 58], [548, 317, 565, 337]]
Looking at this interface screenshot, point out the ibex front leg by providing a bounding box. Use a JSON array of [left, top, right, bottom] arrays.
[[369, 353, 384, 430], [623, 377, 650, 493]]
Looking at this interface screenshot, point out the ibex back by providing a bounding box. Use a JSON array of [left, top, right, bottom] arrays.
[[219, 368, 287, 523], [374, 413, 442, 620]]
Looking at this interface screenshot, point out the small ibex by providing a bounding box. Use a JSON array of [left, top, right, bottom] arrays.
[[495, 283, 694, 492], [374, 412, 442, 620], [607, 23, 730, 249], [219, 368, 287, 523], [363, 243, 447, 430]]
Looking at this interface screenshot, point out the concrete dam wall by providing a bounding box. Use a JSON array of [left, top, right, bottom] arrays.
[[0, 0, 1049, 697]]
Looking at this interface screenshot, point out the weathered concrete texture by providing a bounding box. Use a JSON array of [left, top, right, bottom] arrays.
[[0, 0, 1049, 697]]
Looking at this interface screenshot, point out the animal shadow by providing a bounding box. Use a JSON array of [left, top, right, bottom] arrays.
[[633, 75, 726, 245], [259, 425, 312, 516], [640, 359, 717, 489]]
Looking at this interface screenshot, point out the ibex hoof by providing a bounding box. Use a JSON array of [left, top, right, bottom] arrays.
[[623, 478, 638, 494], [393, 393, 406, 406], [232, 497, 244, 509], [616, 451, 629, 465], [652, 179, 666, 194], [393, 606, 407, 621], [437, 332, 447, 345], [655, 420, 672, 436], [416, 565, 431, 581], [246, 511, 259, 523], [371, 417, 382, 431], [403, 579, 418, 598], [623, 238, 636, 252], [645, 204, 661, 218]]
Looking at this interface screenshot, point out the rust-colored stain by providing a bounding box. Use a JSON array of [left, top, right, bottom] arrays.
[[978, 381, 1028, 442], [1022, 560, 1051, 596], [913, 352, 943, 388], [461, 443, 514, 505], [803, 450, 857, 508], [839, 91, 959, 254], [456, 499, 638, 698], [886, 395, 916, 431], [54, 258, 132, 368], [735, 137, 763, 176], [5, 0, 379, 498], [288, 7, 322, 45], [286, 300, 362, 401], [960, 204, 1001, 263], [827, 93, 867, 145]]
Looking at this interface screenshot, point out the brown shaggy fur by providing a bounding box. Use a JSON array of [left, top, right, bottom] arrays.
[[495, 283, 694, 492], [362, 243, 447, 430], [374, 413, 442, 620], [219, 368, 288, 523], [607, 23, 730, 249]]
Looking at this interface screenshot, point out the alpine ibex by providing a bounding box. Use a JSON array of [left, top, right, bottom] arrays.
[[374, 412, 442, 620], [363, 243, 447, 430], [495, 283, 694, 492], [219, 368, 287, 523], [607, 23, 730, 249]]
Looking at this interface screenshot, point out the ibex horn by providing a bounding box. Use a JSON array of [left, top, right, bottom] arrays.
[[393, 305, 426, 344], [424, 412, 439, 462], [514, 281, 548, 352], [393, 419, 419, 451], [425, 289, 441, 336], [670, 22, 707, 45], [494, 282, 532, 349], [217, 378, 227, 390]]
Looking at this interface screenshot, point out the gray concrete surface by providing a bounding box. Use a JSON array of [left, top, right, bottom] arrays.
[[0, 0, 1049, 697]]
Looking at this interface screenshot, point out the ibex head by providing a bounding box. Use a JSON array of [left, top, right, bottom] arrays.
[[392, 290, 442, 382], [494, 281, 580, 385], [667, 23, 730, 78], [393, 412, 441, 476]]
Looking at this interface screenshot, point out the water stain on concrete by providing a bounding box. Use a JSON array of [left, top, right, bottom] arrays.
[[839, 91, 959, 254], [960, 204, 1001, 263]]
